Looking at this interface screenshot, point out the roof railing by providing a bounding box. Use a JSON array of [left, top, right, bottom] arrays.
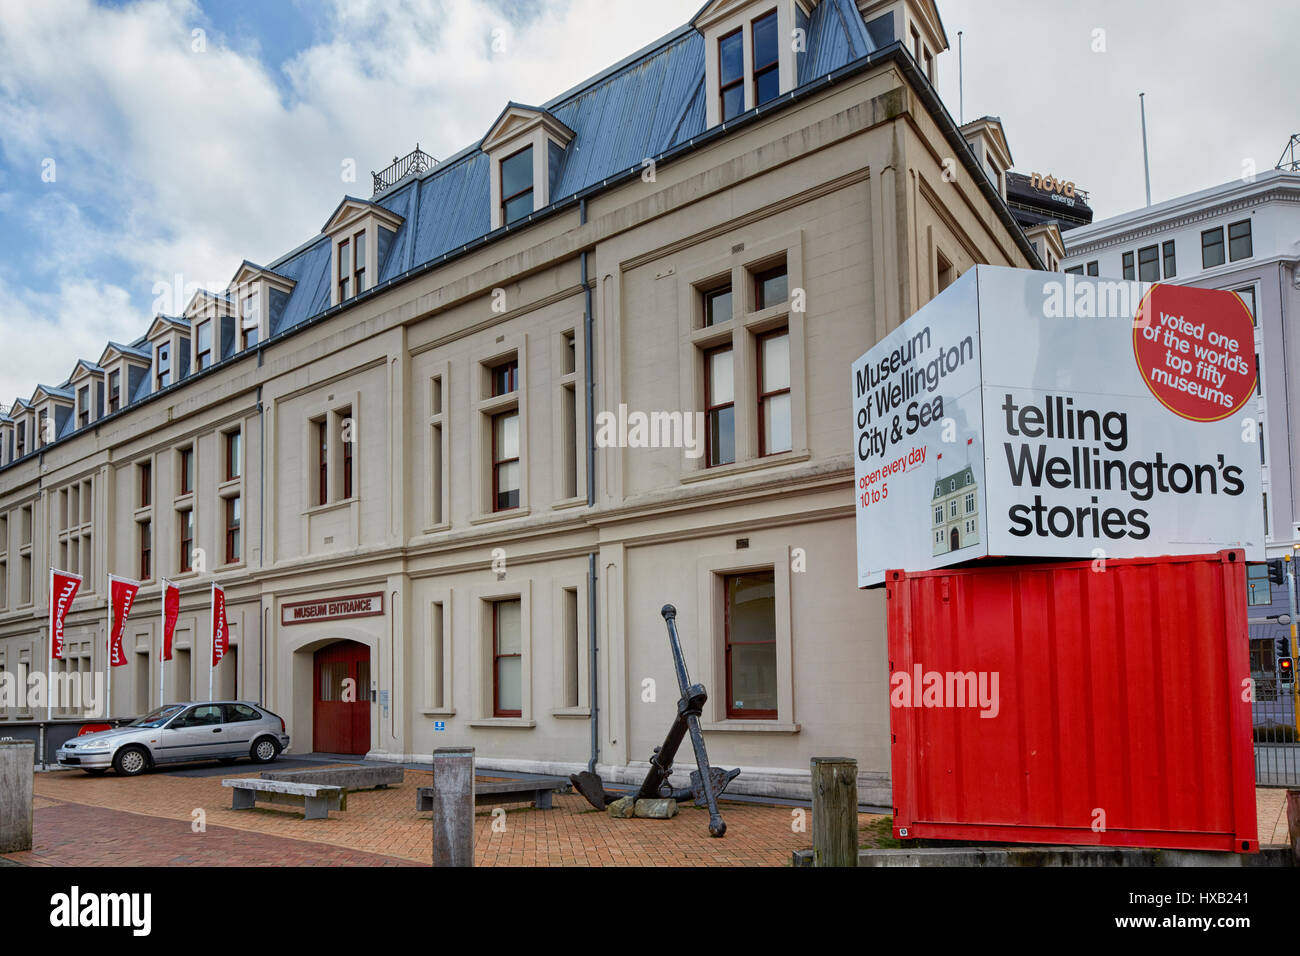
[[372, 145, 438, 196]]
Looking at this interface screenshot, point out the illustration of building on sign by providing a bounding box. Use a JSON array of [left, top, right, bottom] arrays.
[[932, 465, 980, 555]]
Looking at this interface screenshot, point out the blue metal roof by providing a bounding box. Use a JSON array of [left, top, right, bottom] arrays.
[[7, 0, 887, 445]]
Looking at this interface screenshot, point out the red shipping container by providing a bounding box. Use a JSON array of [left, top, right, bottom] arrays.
[[887, 550, 1258, 853]]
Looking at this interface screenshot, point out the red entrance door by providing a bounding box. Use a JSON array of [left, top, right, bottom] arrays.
[[313, 641, 371, 754]]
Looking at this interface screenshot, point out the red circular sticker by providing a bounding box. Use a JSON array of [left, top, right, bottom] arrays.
[[1132, 284, 1256, 422]]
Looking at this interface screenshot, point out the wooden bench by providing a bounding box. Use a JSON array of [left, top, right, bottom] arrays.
[[223, 778, 344, 820], [416, 775, 570, 812], [261, 765, 403, 809]]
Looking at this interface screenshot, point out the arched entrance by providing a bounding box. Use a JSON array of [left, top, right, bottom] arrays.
[[313, 640, 371, 754], [950, 527, 960, 551]]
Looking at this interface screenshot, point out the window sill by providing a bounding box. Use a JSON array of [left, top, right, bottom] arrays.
[[700, 720, 800, 733], [467, 718, 536, 729], [550, 496, 587, 512], [468, 507, 532, 527], [218, 478, 241, 496], [681, 449, 810, 484], [476, 393, 518, 416], [303, 497, 357, 518], [551, 707, 591, 719], [173, 493, 194, 508], [422, 708, 456, 718], [419, 521, 452, 536]]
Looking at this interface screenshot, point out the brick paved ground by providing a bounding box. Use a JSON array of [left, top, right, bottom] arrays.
[[10, 765, 856, 866], [3, 766, 1290, 867]]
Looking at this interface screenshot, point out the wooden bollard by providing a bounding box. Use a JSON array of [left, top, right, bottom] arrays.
[[432, 746, 474, 867], [0, 740, 35, 853], [811, 756, 858, 867]]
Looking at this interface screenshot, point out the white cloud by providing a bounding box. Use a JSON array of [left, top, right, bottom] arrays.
[[0, 0, 701, 401]]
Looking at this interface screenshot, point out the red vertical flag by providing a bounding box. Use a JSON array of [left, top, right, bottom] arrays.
[[211, 583, 229, 667], [50, 570, 82, 660], [161, 581, 180, 662], [109, 577, 141, 668]]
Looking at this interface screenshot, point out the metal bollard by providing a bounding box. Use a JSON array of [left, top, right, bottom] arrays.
[[431, 746, 474, 867]]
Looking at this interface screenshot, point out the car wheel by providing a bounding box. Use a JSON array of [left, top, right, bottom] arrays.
[[113, 746, 150, 777], [83, 768, 109, 776], [250, 737, 280, 764]]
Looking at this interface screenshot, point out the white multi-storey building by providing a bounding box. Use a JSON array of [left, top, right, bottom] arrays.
[[1061, 168, 1300, 557]]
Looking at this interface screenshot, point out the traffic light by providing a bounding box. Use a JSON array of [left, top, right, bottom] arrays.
[[1280, 656, 1295, 686], [1267, 558, 1287, 585]]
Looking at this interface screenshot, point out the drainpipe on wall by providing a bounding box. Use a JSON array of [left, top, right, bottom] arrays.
[[257, 385, 265, 705], [580, 218, 600, 773]]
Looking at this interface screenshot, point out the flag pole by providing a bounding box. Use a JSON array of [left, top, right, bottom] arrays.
[[47, 568, 54, 722], [159, 579, 166, 707], [106, 574, 114, 721], [209, 582, 215, 702]]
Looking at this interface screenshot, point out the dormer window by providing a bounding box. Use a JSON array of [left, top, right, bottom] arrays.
[[482, 105, 574, 231], [108, 371, 120, 412], [322, 200, 402, 308], [698, 1, 812, 128], [77, 387, 90, 428], [500, 146, 534, 225]]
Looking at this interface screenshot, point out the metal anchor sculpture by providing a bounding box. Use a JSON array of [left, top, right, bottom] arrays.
[[570, 604, 740, 837]]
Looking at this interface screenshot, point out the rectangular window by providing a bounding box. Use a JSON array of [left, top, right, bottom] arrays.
[[500, 146, 534, 225], [179, 509, 193, 573], [108, 370, 120, 413], [1202, 227, 1225, 268], [719, 28, 744, 121], [37, 410, 48, 446], [934, 505, 943, 524], [757, 329, 791, 456], [965, 492, 975, 513], [704, 284, 732, 327], [1064, 266, 1084, 276], [338, 238, 351, 301], [78, 386, 90, 428], [1162, 240, 1176, 278], [1259, 417, 1266, 465], [754, 264, 788, 310], [492, 598, 522, 717], [139, 520, 151, 581], [179, 448, 193, 495], [195, 320, 212, 370], [140, 461, 151, 507], [561, 587, 580, 708], [492, 411, 521, 511], [1247, 564, 1271, 607], [1229, 219, 1252, 261], [705, 346, 735, 467], [950, 499, 958, 518], [1086, 261, 1099, 276], [1235, 285, 1257, 324], [491, 359, 519, 397], [317, 420, 328, 506], [751, 10, 779, 107], [225, 496, 241, 564], [353, 230, 367, 294], [1121, 251, 1135, 280], [241, 290, 260, 349], [225, 431, 241, 481], [15, 420, 24, 457], [724, 571, 777, 719], [156, 343, 171, 390], [341, 410, 354, 499], [1137, 244, 1159, 282]]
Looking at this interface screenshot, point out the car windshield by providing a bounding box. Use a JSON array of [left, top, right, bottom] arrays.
[[129, 704, 187, 728]]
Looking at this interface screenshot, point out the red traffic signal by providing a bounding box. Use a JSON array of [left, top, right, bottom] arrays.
[[1280, 656, 1295, 683]]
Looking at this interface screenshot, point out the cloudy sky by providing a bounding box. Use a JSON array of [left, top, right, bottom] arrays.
[[0, 0, 1296, 403]]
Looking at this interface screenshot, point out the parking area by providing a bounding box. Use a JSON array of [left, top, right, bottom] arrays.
[[3, 762, 1290, 867]]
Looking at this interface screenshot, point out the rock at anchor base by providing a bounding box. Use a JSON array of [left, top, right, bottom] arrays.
[[634, 798, 678, 819], [607, 796, 637, 818]]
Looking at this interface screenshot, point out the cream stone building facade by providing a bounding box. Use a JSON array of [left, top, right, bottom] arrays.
[[0, 0, 1036, 802]]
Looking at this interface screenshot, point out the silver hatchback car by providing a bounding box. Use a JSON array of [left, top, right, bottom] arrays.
[[57, 701, 291, 776]]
